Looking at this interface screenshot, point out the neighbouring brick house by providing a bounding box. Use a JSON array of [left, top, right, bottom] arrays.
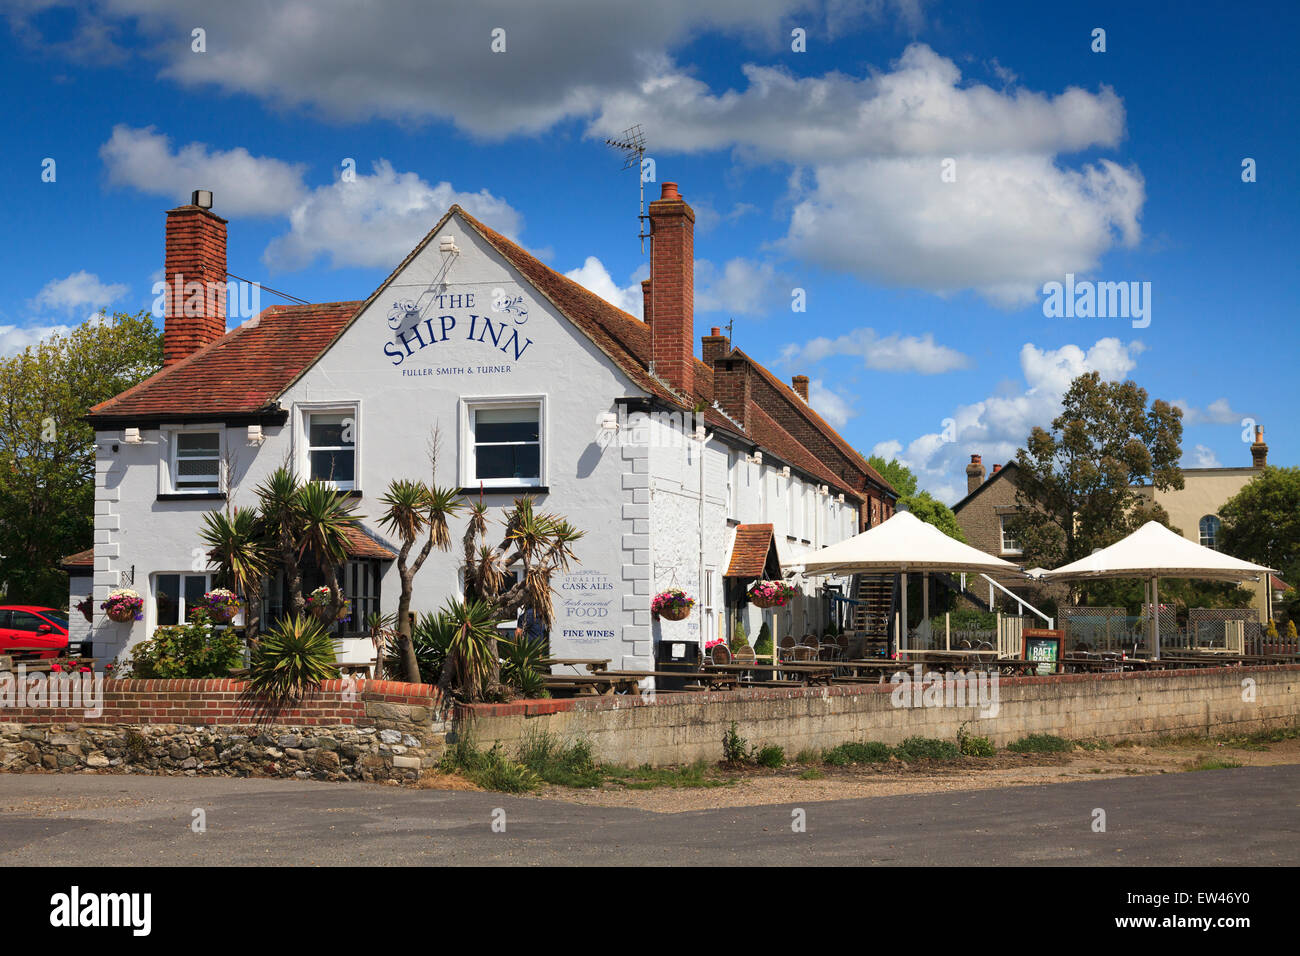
[[67, 181, 895, 676]]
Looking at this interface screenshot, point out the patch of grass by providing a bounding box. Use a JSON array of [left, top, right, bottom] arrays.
[[894, 736, 960, 761], [440, 737, 539, 794], [795, 748, 822, 766], [604, 760, 736, 790], [1213, 724, 1300, 751], [798, 768, 825, 780], [516, 729, 602, 788], [957, 723, 995, 757], [754, 745, 785, 768], [1006, 733, 1072, 754], [1072, 739, 1113, 751], [1185, 757, 1244, 772]]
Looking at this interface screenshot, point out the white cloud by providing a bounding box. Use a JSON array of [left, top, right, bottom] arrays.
[[100, 125, 308, 217], [694, 258, 784, 315], [1188, 445, 1222, 468], [806, 378, 856, 428], [0, 323, 74, 357], [564, 257, 647, 317], [1172, 397, 1245, 425], [30, 271, 128, 313], [263, 161, 523, 271], [780, 327, 969, 374], [874, 337, 1146, 505]]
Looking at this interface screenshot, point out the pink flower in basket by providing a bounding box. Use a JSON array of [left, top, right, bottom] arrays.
[[651, 588, 695, 620], [101, 588, 144, 622], [747, 579, 797, 607]]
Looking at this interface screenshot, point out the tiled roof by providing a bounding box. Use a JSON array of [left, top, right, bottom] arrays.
[[87, 301, 362, 423], [342, 525, 398, 560], [89, 203, 885, 506], [725, 524, 777, 578], [951, 462, 1020, 514], [60, 547, 94, 571]]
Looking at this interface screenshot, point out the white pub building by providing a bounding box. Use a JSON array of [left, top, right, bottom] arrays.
[[64, 182, 896, 673]]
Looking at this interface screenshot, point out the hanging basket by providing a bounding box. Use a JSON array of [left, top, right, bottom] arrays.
[[75, 598, 94, 622], [749, 593, 780, 609], [105, 605, 136, 623], [659, 604, 691, 622], [748, 580, 796, 609], [209, 605, 237, 624], [651, 588, 695, 621]]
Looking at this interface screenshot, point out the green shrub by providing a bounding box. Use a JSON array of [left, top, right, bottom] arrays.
[[947, 608, 996, 630], [500, 633, 549, 698], [754, 745, 784, 768], [795, 748, 822, 765], [957, 724, 995, 757], [731, 619, 750, 650], [385, 612, 450, 684], [125, 608, 243, 679], [799, 768, 825, 780], [823, 741, 892, 765], [441, 736, 539, 793], [754, 622, 773, 657], [894, 736, 960, 761], [722, 721, 750, 765], [246, 614, 340, 701], [517, 730, 600, 787], [1007, 733, 1072, 754]]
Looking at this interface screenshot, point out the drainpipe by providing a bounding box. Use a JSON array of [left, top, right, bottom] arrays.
[[696, 422, 714, 646]]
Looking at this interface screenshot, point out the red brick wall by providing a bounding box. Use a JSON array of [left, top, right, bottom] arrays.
[[2, 678, 436, 726], [163, 205, 228, 367], [647, 183, 695, 396]]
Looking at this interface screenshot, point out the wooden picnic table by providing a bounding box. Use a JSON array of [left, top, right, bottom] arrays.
[[544, 657, 612, 674], [703, 662, 836, 686], [596, 669, 740, 690], [541, 673, 642, 696]]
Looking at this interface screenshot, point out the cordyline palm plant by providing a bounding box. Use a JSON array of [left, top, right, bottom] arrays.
[[247, 614, 340, 701], [377, 477, 463, 682], [295, 479, 360, 625], [198, 506, 270, 636], [450, 494, 584, 701]]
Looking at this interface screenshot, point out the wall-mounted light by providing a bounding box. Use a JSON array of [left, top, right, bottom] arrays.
[[780, 466, 791, 479], [693, 425, 707, 442], [837, 493, 845, 503], [247, 424, 265, 445], [123, 427, 142, 444], [749, 451, 763, 466]]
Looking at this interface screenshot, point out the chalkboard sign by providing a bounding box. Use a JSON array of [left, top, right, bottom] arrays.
[[1022, 629, 1063, 675]]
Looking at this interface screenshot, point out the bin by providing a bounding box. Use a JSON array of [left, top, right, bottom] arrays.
[[655, 639, 700, 691]]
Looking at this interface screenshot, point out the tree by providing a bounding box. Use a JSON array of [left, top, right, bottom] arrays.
[[443, 495, 584, 701], [198, 506, 270, 636], [1006, 372, 1183, 569], [377, 476, 463, 683], [867, 455, 917, 498], [1218, 466, 1300, 587], [866, 455, 963, 541], [0, 312, 162, 606]]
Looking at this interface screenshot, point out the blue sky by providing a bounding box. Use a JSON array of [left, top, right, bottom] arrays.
[[2, 0, 1295, 503]]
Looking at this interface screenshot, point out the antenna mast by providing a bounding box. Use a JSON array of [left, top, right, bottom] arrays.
[[604, 125, 649, 253]]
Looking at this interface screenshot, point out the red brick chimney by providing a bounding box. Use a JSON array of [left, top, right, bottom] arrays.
[[966, 454, 985, 494], [701, 327, 729, 367], [163, 191, 227, 367], [640, 278, 652, 322], [791, 375, 809, 401], [647, 182, 695, 397], [1251, 425, 1268, 469]]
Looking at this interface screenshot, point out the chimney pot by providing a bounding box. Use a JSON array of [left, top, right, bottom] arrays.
[[660, 182, 680, 200], [965, 454, 986, 495], [992, 464, 1002, 473], [791, 375, 809, 401], [1251, 424, 1268, 469], [710, 327, 720, 336]]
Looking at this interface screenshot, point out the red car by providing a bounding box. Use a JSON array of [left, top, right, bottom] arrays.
[[0, 606, 71, 659]]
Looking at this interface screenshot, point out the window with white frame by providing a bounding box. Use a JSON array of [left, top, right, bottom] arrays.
[[704, 568, 716, 643], [999, 516, 1022, 555], [303, 407, 358, 490], [786, 478, 797, 536], [726, 449, 738, 517], [1199, 514, 1221, 550], [170, 430, 222, 493], [465, 398, 543, 487], [154, 572, 211, 627]]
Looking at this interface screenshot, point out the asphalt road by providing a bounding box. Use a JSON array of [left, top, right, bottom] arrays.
[[1, 765, 1297, 866]]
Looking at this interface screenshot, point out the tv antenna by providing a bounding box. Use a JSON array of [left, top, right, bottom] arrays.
[[604, 125, 650, 253]]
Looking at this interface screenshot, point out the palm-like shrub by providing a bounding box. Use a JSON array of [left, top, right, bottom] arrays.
[[198, 506, 269, 630], [385, 611, 452, 685], [500, 632, 549, 696], [441, 598, 504, 700], [247, 614, 340, 701]]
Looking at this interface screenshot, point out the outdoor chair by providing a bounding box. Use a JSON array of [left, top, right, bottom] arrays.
[[732, 645, 756, 679], [711, 643, 732, 666], [778, 635, 795, 661], [790, 645, 815, 662]]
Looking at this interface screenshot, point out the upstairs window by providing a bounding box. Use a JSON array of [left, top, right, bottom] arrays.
[[1199, 514, 1221, 550], [467, 400, 543, 487], [306, 411, 357, 491], [166, 430, 222, 494], [999, 516, 1022, 555]]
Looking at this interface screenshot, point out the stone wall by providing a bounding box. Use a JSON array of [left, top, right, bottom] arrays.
[[456, 665, 1300, 767], [0, 678, 444, 783]]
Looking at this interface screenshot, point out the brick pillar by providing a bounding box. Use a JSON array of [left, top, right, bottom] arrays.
[[640, 278, 651, 323], [647, 182, 695, 396], [163, 200, 227, 367], [713, 358, 749, 430], [966, 454, 985, 494], [1251, 426, 1268, 468], [701, 327, 729, 366], [791, 375, 809, 401]]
